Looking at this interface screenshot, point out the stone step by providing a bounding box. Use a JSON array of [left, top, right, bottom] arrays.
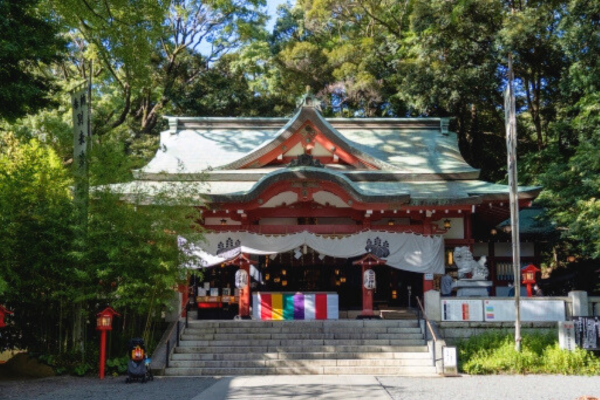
[[180, 332, 424, 341], [178, 338, 426, 347], [185, 323, 421, 335], [185, 320, 418, 329], [171, 351, 432, 361], [164, 365, 437, 376], [175, 345, 429, 354], [168, 357, 434, 368], [166, 318, 436, 377]]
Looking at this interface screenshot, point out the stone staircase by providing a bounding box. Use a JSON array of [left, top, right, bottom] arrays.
[[165, 319, 437, 376]]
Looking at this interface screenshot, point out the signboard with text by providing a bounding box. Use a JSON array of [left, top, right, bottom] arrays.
[[483, 300, 565, 322], [573, 317, 600, 350], [441, 299, 483, 321]]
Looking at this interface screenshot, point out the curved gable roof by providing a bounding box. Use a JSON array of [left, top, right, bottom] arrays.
[[135, 104, 479, 180]]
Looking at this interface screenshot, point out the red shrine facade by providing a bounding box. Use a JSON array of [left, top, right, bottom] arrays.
[[111, 97, 541, 318]]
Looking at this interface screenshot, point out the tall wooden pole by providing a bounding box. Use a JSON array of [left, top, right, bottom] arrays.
[[506, 47, 522, 352], [71, 62, 92, 357]]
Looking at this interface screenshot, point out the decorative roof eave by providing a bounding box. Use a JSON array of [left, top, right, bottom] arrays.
[[102, 175, 542, 208], [473, 186, 542, 201], [204, 181, 543, 207], [133, 169, 481, 182], [215, 107, 403, 172], [164, 116, 449, 132], [205, 167, 411, 205]]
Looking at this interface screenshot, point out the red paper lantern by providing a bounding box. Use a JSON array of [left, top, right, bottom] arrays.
[[0, 304, 13, 328]]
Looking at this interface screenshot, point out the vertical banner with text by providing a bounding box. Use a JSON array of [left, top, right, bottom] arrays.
[[72, 86, 90, 177], [71, 85, 91, 227]]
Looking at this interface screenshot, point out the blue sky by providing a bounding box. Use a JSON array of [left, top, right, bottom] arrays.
[[265, 0, 294, 31], [197, 0, 295, 56]]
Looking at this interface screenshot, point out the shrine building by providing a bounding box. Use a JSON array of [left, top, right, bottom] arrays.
[[108, 96, 542, 319]]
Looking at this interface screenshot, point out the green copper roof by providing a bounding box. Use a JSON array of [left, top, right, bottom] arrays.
[[102, 167, 541, 206], [103, 105, 541, 206], [135, 107, 477, 180]]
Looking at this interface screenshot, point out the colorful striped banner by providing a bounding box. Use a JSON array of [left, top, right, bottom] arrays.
[[253, 292, 338, 320]]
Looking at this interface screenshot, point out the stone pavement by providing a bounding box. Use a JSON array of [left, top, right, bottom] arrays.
[[1, 374, 599, 400], [191, 375, 392, 400]]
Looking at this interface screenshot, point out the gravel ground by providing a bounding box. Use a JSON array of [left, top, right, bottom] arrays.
[[0, 375, 598, 400], [0, 376, 218, 400], [378, 375, 600, 400]]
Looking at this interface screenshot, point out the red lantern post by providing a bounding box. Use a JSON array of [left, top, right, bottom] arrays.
[[225, 253, 256, 319], [353, 254, 385, 319], [96, 307, 120, 379], [521, 264, 540, 297], [0, 304, 13, 329]]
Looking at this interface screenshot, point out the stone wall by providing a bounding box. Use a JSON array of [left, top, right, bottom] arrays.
[[423, 289, 594, 344], [439, 321, 557, 345]]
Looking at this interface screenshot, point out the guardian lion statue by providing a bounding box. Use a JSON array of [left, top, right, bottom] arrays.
[[453, 247, 489, 280]]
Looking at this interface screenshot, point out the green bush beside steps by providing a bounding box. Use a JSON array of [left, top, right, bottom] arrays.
[[457, 331, 600, 375]]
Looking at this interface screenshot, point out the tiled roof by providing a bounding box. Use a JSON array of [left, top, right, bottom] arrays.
[[106, 105, 541, 205], [135, 107, 477, 179], [103, 167, 541, 206]]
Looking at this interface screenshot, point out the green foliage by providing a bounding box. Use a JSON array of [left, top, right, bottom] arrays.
[[0, 0, 66, 121], [50, 0, 267, 135], [38, 347, 98, 376], [458, 331, 600, 375], [0, 131, 202, 359], [106, 356, 129, 376]]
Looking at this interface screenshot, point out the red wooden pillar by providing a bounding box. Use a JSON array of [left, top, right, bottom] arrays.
[[353, 254, 384, 319], [178, 283, 189, 317], [423, 275, 434, 293], [239, 260, 251, 318], [422, 218, 434, 295], [227, 253, 255, 319], [362, 265, 375, 317]]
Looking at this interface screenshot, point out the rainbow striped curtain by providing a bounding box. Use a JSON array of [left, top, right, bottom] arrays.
[[252, 292, 339, 320]]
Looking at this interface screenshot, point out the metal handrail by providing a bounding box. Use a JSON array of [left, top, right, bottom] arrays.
[[165, 304, 190, 368], [415, 296, 438, 366]]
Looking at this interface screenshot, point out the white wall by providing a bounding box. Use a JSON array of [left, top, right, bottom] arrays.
[[442, 218, 464, 239]]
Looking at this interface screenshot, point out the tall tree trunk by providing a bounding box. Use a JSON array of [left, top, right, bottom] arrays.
[[72, 304, 85, 359]]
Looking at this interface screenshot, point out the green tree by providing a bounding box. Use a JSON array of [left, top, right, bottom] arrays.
[[0, 133, 75, 352], [51, 0, 267, 136], [0, 0, 66, 121], [525, 0, 600, 263]]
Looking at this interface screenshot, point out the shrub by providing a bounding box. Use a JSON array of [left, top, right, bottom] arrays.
[[457, 330, 600, 375]]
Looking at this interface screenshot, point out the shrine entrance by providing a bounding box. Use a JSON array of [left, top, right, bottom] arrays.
[[257, 251, 424, 311]]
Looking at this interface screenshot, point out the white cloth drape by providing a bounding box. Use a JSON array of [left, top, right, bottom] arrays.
[[179, 230, 444, 274]]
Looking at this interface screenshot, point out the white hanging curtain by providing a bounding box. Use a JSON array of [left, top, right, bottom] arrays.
[[179, 230, 445, 274]]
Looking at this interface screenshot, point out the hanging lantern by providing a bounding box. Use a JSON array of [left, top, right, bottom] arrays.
[[0, 304, 13, 329], [96, 307, 119, 332]]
